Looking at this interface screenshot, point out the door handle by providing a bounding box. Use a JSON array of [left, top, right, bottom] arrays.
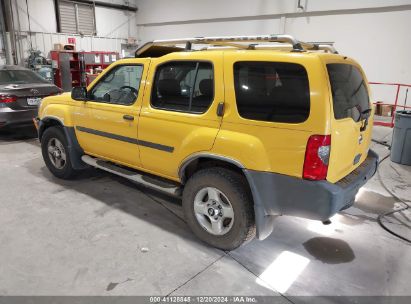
[[217, 102, 225, 117], [123, 115, 134, 121]]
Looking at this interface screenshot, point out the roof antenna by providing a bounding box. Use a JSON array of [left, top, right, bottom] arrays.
[[185, 41, 192, 51]]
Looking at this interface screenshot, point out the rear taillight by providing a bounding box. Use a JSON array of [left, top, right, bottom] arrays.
[[303, 135, 331, 180], [0, 95, 17, 103]]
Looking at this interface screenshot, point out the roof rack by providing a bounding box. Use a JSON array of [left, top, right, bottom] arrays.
[[135, 34, 338, 57]]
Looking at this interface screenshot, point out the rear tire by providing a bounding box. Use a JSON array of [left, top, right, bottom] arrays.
[[182, 167, 255, 250], [41, 126, 79, 179]]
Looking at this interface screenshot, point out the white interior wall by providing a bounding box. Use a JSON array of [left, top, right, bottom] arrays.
[[136, 0, 411, 105], [285, 10, 411, 104], [136, 0, 411, 24], [95, 6, 138, 39], [0, 39, 5, 65], [138, 19, 283, 41]]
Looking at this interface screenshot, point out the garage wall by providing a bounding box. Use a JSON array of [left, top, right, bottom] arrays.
[[3, 0, 138, 64], [95, 5, 137, 39], [136, 0, 411, 104], [135, 0, 411, 24], [285, 9, 411, 104], [13, 0, 138, 37]]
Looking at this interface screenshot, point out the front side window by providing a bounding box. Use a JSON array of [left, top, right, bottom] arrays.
[[151, 61, 214, 113], [234, 61, 310, 123], [327, 64, 370, 121], [89, 65, 143, 105]]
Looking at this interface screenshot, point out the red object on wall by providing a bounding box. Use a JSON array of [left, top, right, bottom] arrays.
[[50, 50, 119, 92], [68, 37, 76, 45]]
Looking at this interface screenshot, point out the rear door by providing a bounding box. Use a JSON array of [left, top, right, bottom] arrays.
[[137, 52, 224, 180], [325, 61, 373, 183]]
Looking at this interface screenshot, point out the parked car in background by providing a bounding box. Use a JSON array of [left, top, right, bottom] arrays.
[[0, 65, 61, 130]]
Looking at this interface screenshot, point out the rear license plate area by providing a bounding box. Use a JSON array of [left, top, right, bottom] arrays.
[[27, 97, 42, 106]]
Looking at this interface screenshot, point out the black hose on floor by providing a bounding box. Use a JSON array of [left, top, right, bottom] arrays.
[[371, 138, 391, 148], [374, 143, 411, 244]]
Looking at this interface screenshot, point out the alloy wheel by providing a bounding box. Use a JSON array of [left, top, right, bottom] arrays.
[[193, 187, 234, 236]]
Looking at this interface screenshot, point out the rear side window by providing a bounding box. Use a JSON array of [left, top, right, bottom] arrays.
[[327, 64, 370, 121], [234, 62, 310, 123], [151, 61, 214, 113]]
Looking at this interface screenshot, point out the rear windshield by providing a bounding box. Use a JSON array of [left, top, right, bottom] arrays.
[[0, 70, 48, 85], [234, 61, 310, 123], [327, 64, 370, 121]]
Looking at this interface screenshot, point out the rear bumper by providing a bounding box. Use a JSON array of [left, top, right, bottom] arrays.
[[244, 149, 379, 239], [0, 107, 37, 129]]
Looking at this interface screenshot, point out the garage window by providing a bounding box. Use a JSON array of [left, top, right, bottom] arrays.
[[151, 61, 214, 113], [58, 0, 96, 35], [234, 61, 310, 123]]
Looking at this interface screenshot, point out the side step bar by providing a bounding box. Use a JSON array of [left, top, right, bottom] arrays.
[[81, 155, 182, 197]]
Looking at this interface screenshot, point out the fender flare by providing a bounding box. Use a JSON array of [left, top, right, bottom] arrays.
[[179, 152, 276, 240], [39, 117, 88, 170]]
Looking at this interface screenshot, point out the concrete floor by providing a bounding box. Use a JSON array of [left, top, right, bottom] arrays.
[[0, 126, 410, 300]]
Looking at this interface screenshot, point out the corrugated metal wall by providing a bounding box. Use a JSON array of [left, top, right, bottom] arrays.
[[17, 31, 127, 57], [59, 0, 96, 35], [59, 1, 78, 34], [77, 3, 95, 35]]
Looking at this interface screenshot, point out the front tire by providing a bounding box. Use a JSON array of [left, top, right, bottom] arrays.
[[41, 126, 79, 179], [182, 168, 256, 250]]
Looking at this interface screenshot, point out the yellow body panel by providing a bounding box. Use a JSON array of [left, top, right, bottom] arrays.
[[73, 58, 150, 167], [320, 56, 374, 183], [73, 59, 150, 167], [213, 51, 331, 177], [39, 93, 76, 126], [38, 50, 373, 184], [138, 52, 223, 179]]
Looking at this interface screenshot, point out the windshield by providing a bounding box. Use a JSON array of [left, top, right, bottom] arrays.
[[327, 64, 370, 122], [0, 70, 49, 85]]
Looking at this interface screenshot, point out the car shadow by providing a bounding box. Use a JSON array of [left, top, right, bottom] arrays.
[[27, 157, 364, 258], [27, 156, 397, 297], [31, 162, 202, 247], [0, 126, 38, 144]]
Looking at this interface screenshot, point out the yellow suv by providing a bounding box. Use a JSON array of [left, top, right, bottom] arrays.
[[37, 35, 378, 250]]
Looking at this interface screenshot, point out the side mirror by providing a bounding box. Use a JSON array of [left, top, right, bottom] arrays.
[[71, 86, 88, 101]]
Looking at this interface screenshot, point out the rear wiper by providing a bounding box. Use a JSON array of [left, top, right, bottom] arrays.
[[360, 108, 372, 132], [361, 108, 372, 119]]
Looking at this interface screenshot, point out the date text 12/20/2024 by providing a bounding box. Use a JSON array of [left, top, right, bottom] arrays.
[[149, 296, 258, 303]]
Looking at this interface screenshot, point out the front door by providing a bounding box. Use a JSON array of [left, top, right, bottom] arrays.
[[138, 53, 224, 181], [73, 60, 149, 168]]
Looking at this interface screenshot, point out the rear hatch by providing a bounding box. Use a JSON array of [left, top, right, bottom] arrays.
[[325, 61, 373, 183]]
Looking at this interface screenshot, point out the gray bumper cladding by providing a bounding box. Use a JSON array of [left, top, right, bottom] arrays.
[[244, 149, 379, 240]]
